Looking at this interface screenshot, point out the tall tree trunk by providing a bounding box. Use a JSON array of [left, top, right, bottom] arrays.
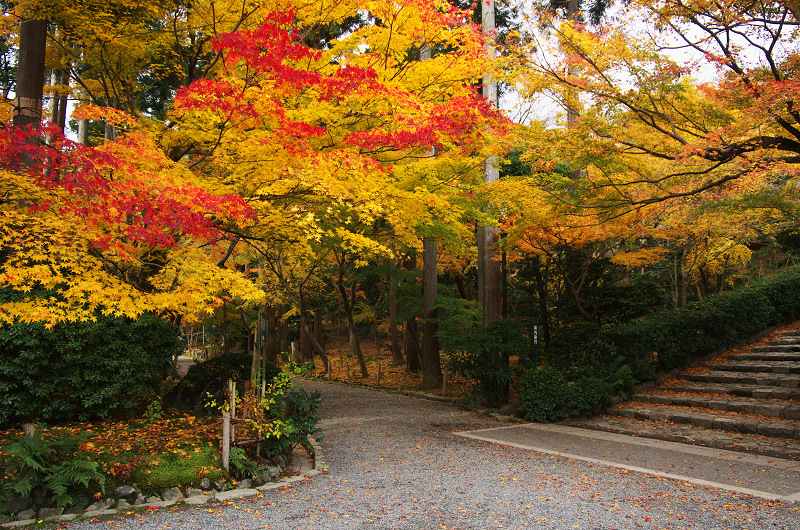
[[14, 18, 47, 127], [480, 0, 508, 403], [389, 252, 403, 364], [422, 235, 442, 389], [532, 256, 551, 346]]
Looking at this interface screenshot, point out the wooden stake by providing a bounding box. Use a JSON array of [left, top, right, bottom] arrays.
[[443, 369, 448, 396], [346, 362, 351, 382], [376, 362, 381, 386], [403, 364, 407, 392], [222, 412, 230, 471]]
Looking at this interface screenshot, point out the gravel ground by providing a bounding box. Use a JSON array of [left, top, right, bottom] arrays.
[[61, 380, 800, 529]]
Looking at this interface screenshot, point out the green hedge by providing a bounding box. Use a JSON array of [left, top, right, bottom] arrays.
[[0, 313, 181, 428], [553, 266, 800, 380]]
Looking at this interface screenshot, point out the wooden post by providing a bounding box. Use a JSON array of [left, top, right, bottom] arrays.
[[328, 359, 332, 379], [222, 412, 230, 471], [23, 424, 36, 438], [346, 362, 351, 382], [229, 381, 236, 443], [376, 362, 381, 386], [443, 369, 448, 396], [403, 365, 407, 392]]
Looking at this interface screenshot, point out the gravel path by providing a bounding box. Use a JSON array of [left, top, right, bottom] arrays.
[[62, 380, 800, 529]]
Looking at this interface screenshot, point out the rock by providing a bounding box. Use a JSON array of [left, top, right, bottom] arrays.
[[5, 495, 31, 514], [183, 496, 210, 505], [38, 507, 61, 519], [114, 485, 137, 499], [31, 488, 53, 507], [161, 487, 183, 502], [252, 477, 264, 487], [16, 509, 36, 520], [214, 480, 227, 491], [185, 488, 204, 498], [268, 466, 281, 479], [133, 494, 146, 506], [145, 496, 162, 504], [236, 479, 253, 489], [0, 515, 11, 524], [199, 478, 211, 490], [85, 500, 106, 513], [116, 499, 131, 510]]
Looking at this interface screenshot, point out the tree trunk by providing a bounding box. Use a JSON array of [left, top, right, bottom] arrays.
[[335, 277, 369, 377], [389, 253, 404, 364], [314, 311, 324, 351], [422, 236, 442, 388], [300, 294, 313, 363], [266, 306, 278, 362], [405, 318, 421, 372], [14, 18, 47, 127]]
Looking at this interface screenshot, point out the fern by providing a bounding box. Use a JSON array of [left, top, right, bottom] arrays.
[[0, 429, 105, 511]]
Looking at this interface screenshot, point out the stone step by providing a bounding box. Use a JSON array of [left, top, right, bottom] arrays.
[[730, 352, 800, 362], [752, 344, 800, 353], [561, 416, 800, 460], [606, 403, 800, 439], [664, 381, 800, 400], [630, 392, 800, 419], [706, 361, 800, 374], [681, 371, 800, 387], [779, 330, 800, 337]]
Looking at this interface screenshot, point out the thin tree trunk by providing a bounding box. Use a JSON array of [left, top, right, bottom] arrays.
[[335, 276, 369, 377], [422, 235, 442, 388]]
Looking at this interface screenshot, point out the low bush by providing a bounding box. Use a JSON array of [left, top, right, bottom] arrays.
[[0, 312, 181, 428], [517, 357, 633, 423]]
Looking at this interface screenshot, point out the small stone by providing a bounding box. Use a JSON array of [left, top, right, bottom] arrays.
[[268, 466, 281, 479], [133, 494, 146, 506], [0, 515, 11, 524], [161, 487, 183, 502], [214, 480, 227, 492], [199, 478, 211, 490], [85, 500, 106, 513], [186, 488, 204, 498], [38, 507, 61, 519], [17, 509, 36, 520], [236, 479, 253, 489], [114, 485, 137, 498], [116, 499, 131, 510], [146, 496, 162, 504]]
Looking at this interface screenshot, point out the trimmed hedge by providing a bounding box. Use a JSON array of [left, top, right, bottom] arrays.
[[556, 266, 800, 381], [0, 313, 181, 428]]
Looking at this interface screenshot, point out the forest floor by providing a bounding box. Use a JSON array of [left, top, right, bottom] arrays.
[[302, 330, 481, 402]]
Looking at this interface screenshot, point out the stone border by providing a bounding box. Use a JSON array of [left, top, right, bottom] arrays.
[[0, 437, 323, 528]]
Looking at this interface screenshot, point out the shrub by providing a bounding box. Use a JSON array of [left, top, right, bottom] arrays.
[[438, 297, 527, 405], [0, 312, 181, 428], [164, 352, 280, 412], [517, 366, 568, 423]]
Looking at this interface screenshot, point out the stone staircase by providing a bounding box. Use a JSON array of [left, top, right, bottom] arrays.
[[563, 327, 800, 460]]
